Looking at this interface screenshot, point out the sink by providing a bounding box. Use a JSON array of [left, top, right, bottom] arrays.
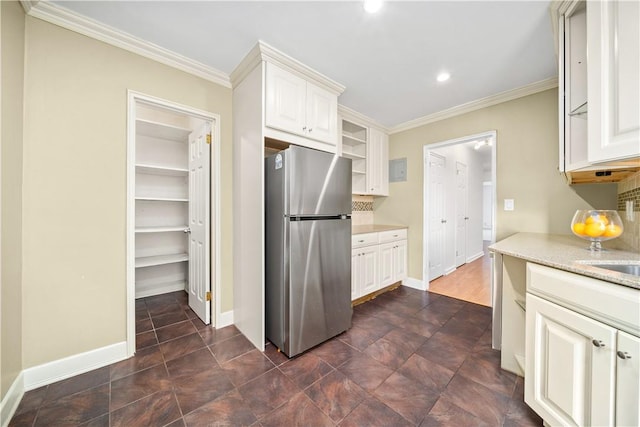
[[592, 264, 640, 277], [577, 261, 640, 277]]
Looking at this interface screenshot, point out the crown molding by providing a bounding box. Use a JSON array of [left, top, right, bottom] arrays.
[[23, 1, 231, 88], [338, 104, 389, 133], [390, 77, 559, 134], [230, 40, 345, 95]]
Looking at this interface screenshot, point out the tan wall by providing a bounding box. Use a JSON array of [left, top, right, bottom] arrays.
[[22, 17, 233, 368], [374, 89, 617, 280], [1, 0, 25, 399]]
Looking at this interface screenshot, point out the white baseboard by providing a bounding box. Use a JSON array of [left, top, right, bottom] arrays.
[[216, 310, 234, 328], [23, 341, 128, 391], [402, 277, 428, 291], [1, 372, 24, 427], [466, 251, 485, 263], [444, 266, 456, 276]]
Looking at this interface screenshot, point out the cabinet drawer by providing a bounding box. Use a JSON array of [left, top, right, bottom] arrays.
[[378, 228, 407, 243], [352, 232, 379, 248], [527, 262, 640, 336]]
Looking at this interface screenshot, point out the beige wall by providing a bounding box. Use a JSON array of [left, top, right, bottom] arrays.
[[21, 17, 233, 368], [374, 89, 617, 280], [1, 0, 25, 399]]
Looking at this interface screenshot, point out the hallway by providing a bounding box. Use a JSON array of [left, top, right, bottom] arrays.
[[427, 245, 492, 307]]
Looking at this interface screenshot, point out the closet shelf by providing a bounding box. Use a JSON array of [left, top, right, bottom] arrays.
[[135, 225, 189, 233], [135, 196, 188, 202], [135, 253, 188, 268], [136, 164, 188, 176], [136, 119, 191, 141]]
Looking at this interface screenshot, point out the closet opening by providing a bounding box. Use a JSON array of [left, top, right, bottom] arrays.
[[126, 91, 221, 356]]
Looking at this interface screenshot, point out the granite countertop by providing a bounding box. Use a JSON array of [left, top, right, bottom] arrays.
[[352, 224, 408, 235], [489, 232, 640, 289]]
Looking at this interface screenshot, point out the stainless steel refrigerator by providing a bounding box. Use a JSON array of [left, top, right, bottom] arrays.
[[265, 145, 352, 357]]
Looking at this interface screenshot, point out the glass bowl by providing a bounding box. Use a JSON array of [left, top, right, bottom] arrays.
[[571, 209, 623, 251]]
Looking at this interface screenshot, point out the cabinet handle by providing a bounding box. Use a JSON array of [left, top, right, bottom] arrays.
[[308, 128, 313, 132], [183, 228, 191, 234], [302, 126, 307, 131], [617, 351, 632, 360], [592, 339, 605, 348], [464, 217, 469, 220], [441, 219, 447, 223], [358, 239, 365, 243]]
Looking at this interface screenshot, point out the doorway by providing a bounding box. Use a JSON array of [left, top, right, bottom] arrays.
[[126, 91, 221, 356], [423, 131, 496, 306]]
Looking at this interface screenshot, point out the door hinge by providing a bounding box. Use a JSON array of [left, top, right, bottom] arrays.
[[206, 291, 211, 301], [206, 134, 212, 144]]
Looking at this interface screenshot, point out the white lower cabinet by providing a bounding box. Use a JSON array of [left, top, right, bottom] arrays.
[[352, 245, 379, 301], [525, 294, 616, 426], [525, 262, 640, 427], [351, 229, 407, 301]]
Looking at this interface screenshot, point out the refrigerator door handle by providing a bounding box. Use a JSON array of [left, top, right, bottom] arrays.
[[288, 214, 350, 221]]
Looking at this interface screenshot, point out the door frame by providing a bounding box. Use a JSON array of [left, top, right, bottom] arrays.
[[422, 130, 497, 284], [126, 90, 221, 356]]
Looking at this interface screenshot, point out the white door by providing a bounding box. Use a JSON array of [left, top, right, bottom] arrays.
[[428, 152, 446, 281], [455, 162, 468, 267], [367, 128, 389, 196], [188, 122, 211, 324], [361, 246, 379, 297], [616, 331, 640, 427], [351, 249, 360, 301], [265, 62, 306, 137], [525, 294, 616, 427], [394, 240, 407, 282]]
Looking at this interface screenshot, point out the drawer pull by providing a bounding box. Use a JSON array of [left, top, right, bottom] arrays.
[[592, 339, 605, 348], [358, 239, 365, 243], [617, 351, 632, 360]]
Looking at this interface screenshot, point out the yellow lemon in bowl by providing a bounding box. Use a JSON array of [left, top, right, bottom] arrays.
[[572, 222, 586, 235], [603, 224, 622, 238], [584, 222, 606, 238]]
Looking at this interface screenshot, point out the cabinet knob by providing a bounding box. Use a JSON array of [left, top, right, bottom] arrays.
[[308, 128, 313, 132], [183, 228, 191, 234], [358, 239, 365, 243], [441, 219, 447, 223], [592, 339, 605, 348], [617, 351, 632, 360], [302, 126, 307, 131]]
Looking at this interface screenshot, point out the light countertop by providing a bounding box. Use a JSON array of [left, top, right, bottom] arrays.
[[352, 224, 407, 235], [489, 232, 640, 289]]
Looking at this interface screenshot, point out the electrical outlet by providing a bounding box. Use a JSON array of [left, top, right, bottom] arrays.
[[504, 199, 515, 211]]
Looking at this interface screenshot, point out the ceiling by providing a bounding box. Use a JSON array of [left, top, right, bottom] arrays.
[[50, 0, 557, 130]]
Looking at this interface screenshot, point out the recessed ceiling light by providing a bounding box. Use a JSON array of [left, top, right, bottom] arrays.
[[364, 0, 383, 14], [437, 72, 451, 82]]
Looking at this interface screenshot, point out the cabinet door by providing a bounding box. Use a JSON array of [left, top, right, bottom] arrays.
[[360, 246, 379, 297], [379, 242, 395, 287], [525, 294, 616, 427], [616, 331, 640, 427], [265, 63, 306, 137], [367, 128, 389, 196], [588, 0, 640, 163], [351, 249, 360, 301], [306, 83, 337, 145], [394, 240, 407, 282]]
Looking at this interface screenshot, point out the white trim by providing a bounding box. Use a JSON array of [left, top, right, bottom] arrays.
[[466, 251, 485, 264], [444, 266, 456, 276], [24, 1, 230, 88], [230, 40, 345, 94], [23, 342, 127, 392], [338, 104, 390, 133], [1, 372, 24, 427], [212, 115, 222, 329], [126, 91, 222, 354], [217, 310, 234, 328], [402, 277, 428, 291], [391, 78, 558, 134]]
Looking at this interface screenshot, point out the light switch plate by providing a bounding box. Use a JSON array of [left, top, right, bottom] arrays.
[[504, 199, 515, 211]]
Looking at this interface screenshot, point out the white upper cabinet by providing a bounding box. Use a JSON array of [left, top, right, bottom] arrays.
[[587, 0, 640, 163], [265, 62, 338, 146], [557, 0, 639, 182], [367, 127, 389, 196]]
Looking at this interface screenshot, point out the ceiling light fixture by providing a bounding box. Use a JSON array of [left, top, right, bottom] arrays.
[[364, 0, 383, 14], [436, 72, 451, 82]]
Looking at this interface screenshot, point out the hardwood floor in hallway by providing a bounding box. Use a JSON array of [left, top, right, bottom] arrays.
[[427, 243, 492, 307]]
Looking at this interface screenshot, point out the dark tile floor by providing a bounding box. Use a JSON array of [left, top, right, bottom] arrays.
[[9, 288, 543, 426]]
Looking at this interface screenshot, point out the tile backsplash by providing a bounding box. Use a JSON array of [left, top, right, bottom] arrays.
[[618, 171, 640, 251], [352, 195, 374, 226]]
